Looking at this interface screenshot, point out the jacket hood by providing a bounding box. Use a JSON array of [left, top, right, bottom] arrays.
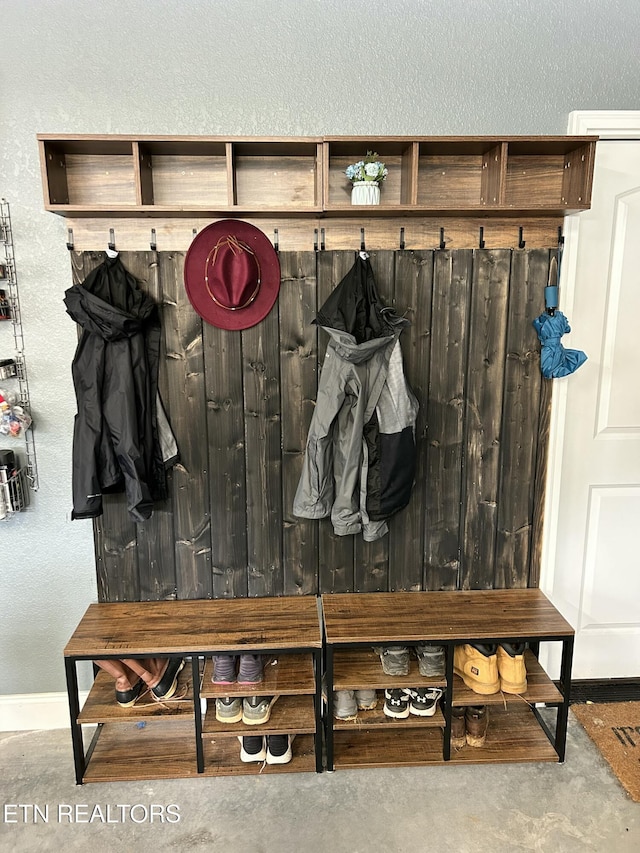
[[315, 255, 408, 363], [64, 255, 157, 341]]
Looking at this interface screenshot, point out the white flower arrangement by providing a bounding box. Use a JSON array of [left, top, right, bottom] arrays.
[[345, 151, 388, 184]]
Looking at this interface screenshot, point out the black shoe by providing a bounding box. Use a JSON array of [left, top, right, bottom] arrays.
[[266, 734, 293, 765], [239, 735, 266, 763], [406, 686, 443, 717], [383, 688, 410, 719], [115, 679, 143, 708], [151, 658, 185, 700]]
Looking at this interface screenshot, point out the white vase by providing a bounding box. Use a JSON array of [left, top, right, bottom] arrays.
[[351, 181, 380, 205]]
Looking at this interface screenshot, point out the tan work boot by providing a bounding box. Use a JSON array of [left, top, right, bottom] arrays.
[[453, 644, 500, 695], [497, 643, 528, 694]]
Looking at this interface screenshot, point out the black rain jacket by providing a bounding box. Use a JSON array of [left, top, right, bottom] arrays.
[[64, 255, 178, 522]]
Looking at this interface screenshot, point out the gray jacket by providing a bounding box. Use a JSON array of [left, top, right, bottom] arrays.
[[293, 255, 418, 542]]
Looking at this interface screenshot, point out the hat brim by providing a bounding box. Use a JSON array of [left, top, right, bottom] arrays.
[[184, 219, 280, 330]]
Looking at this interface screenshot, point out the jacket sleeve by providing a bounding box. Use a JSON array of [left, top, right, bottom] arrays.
[[292, 346, 346, 520]]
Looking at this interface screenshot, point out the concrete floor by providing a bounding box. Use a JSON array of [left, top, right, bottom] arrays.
[[0, 711, 638, 853]]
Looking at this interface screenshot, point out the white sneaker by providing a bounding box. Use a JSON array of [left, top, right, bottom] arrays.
[[238, 735, 266, 762], [266, 734, 294, 765]]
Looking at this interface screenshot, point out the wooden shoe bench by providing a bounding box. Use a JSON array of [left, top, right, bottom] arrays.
[[63, 596, 323, 783], [63, 589, 573, 783], [322, 589, 574, 771]]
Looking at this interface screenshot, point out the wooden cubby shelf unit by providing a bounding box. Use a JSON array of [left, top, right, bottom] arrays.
[[38, 134, 596, 218], [63, 597, 323, 783], [322, 589, 574, 772]]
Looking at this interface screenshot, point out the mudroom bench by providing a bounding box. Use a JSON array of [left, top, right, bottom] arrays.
[[63, 589, 574, 783], [63, 596, 323, 783], [322, 588, 574, 771]]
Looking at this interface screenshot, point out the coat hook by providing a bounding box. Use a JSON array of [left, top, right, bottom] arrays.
[[150, 228, 157, 251], [439, 227, 446, 250], [192, 228, 198, 237], [108, 228, 116, 251], [479, 226, 485, 249], [518, 226, 526, 249], [313, 228, 318, 252], [360, 228, 366, 252], [320, 228, 325, 251], [273, 228, 279, 253], [66, 228, 74, 251], [399, 227, 405, 250]]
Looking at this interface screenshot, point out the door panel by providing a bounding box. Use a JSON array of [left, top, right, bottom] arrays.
[[542, 133, 640, 678]]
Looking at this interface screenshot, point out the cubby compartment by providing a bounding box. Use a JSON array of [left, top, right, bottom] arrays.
[[231, 140, 322, 210], [40, 138, 136, 208], [137, 140, 229, 208], [417, 140, 506, 209], [504, 139, 594, 210], [324, 138, 416, 208]]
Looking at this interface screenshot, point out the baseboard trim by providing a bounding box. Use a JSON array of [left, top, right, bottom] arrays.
[[570, 679, 640, 704], [0, 691, 89, 732]]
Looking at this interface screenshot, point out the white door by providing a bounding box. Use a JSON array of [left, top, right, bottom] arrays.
[[541, 112, 640, 679]]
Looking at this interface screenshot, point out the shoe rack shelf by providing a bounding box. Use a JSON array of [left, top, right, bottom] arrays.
[[199, 654, 318, 776], [63, 597, 323, 784], [322, 589, 574, 772], [332, 647, 446, 733]]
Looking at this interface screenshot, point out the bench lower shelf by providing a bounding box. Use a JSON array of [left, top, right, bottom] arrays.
[[332, 706, 558, 770], [201, 734, 316, 776], [82, 720, 317, 781]]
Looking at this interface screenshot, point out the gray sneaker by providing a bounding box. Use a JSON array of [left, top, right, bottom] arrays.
[[415, 644, 446, 677], [378, 646, 410, 676], [212, 654, 237, 684], [237, 654, 264, 684], [333, 690, 357, 720], [215, 695, 243, 724], [242, 695, 278, 725], [355, 689, 377, 710]]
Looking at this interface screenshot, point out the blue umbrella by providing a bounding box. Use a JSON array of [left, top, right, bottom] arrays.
[[532, 255, 587, 378]]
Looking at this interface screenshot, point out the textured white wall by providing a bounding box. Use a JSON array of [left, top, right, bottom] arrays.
[[1, 0, 639, 695]]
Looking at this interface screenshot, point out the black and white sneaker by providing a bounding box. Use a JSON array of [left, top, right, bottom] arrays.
[[383, 688, 410, 719], [406, 686, 443, 717], [266, 734, 294, 765], [238, 735, 266, 763]]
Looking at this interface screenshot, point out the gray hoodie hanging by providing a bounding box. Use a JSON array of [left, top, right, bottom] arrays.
[[293, 254, 418, 542]]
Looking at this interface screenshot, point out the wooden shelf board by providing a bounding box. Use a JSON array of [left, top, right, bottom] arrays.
[[78, 668, 194, 723], [201, 653, 316, 698], [452, 650, 564, 706], [333, 726, 444, 769], [46, 204, 323, 218], [83, 720, 198, 782], [64, 596, 322, 658], [332, 647, 446, 690], [202, 694, 316, 735], [322, 590, 574, 645], [333, 703, 444, 730], [202, 734, 316, 775], [447, 706, 559, 765]]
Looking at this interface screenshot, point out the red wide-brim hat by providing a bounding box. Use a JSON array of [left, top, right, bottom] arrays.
[[184, 219, 280, 330]]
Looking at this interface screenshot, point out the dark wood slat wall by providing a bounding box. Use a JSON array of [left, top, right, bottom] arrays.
[[69, 248, 552, 601]]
